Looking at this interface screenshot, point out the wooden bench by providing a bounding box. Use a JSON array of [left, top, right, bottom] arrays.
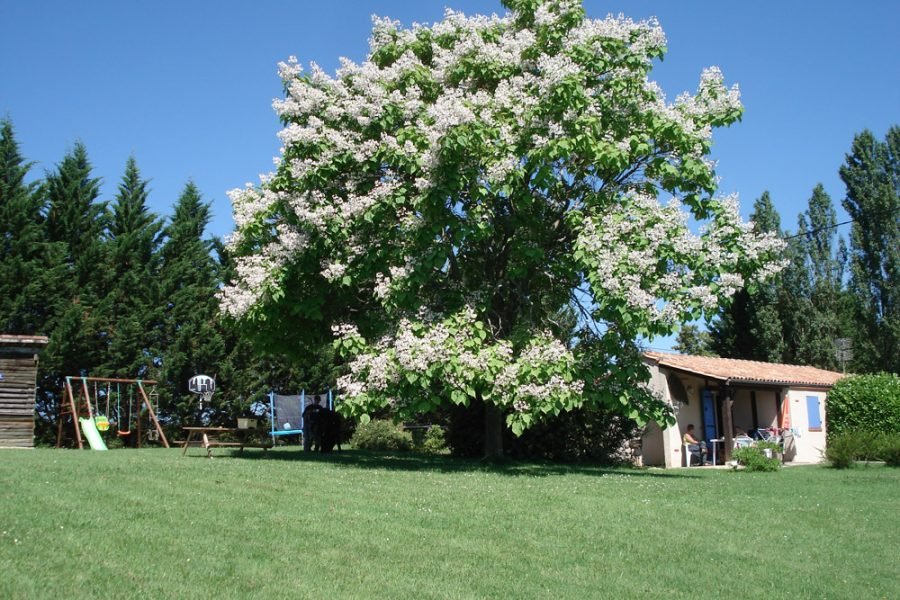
[[181, 427, 272, 458]]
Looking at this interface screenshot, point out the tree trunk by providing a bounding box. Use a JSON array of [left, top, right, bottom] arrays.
[[483, 402, 504, 459]]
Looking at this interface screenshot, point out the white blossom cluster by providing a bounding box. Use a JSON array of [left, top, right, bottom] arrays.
[[575, 192, 784, 325], [222, 1, 724, 321], [640, 66, 742, 149], [494, 334, 584, 409], [217, 254, 279, 318], [334, 309, 583, 421]]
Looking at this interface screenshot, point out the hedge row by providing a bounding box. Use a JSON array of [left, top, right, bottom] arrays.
[[826, 373, 900, 438]]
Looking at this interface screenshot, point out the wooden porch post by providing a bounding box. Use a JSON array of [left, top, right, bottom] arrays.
[[722, 384, 734, 462], [775, 390, 783, 431]]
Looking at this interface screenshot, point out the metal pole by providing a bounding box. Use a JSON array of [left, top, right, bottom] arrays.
[[269, 391, 275, 446]]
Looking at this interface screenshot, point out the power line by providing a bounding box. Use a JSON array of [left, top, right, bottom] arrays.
[[782, 205, 900, 241]]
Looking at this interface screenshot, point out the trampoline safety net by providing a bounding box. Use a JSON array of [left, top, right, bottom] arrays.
[[271, 394, 303, 435]]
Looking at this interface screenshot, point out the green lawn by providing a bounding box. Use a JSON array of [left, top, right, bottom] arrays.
[[1, 448, 897, 599]]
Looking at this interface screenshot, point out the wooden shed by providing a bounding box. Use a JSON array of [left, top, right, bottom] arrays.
[[0, 334, 49, 448]]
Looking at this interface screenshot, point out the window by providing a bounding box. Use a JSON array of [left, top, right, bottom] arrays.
[[806, 396, 822, 432]]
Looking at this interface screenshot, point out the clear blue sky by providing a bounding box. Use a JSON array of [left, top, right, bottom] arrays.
[[2, 1, 897, 347]]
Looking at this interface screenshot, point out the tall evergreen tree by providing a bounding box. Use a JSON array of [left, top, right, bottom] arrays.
[[710, 191, 786, 362], [37, 143, 109, 441], [840, 127, 900, 373], [45, 142, 107, 292], [157, 181, 224, 422], [672, 324, 715, 356], [789, 184, 846, 369], [0, 119, 65, 334], [99, 157, 163, 377], [42, 143, 109, 373], [778, 231, 812, 365]]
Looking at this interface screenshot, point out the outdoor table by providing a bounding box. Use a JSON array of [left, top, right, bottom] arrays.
[[181, 426, 272, 458], [710, 438, 724, 465]]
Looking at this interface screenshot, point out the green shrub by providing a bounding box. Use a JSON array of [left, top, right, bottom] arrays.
[[732, 444, 781, 472], [855, 430, 885, 462], [877, 433, 900, 467], [827, 373, 900, 440], [421, 425, 447, 454], [825, 430, 897, 468], [825, 431, 859, 468], [350, 419, 413, 451]]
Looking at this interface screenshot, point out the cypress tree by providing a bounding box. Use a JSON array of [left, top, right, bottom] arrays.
[[37, 142, 109, 441], [789, 184, 845, 370], [840, 127, 900, 373], [42, 142, 109, 373], [673, 324, 715, 356], [157, 181, 224, 423], [99, 156, 163, 377], [778, 232, 813, 365], [0, 119, 65, 334], [45, 142, 107, 293]]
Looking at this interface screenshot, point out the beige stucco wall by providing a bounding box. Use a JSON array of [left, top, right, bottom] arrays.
[[756, 389, 780, 429], [641, 421, 665, 466], [787, 388, 827, 463], [642, 365, 706, 467], [731, 389, 754, 432]]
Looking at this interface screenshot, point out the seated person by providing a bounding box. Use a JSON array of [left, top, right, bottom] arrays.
[[733, 427, 753, 448], [683, 424, 710, 465]]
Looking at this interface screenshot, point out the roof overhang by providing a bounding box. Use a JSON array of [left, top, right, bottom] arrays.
[[643, 353, 842, 389]]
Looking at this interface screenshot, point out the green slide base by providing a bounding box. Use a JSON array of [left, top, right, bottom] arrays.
[[79, 418, 108, 451]]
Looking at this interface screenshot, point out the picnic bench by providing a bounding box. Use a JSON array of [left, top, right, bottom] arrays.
[[181, 426, 272, 458]]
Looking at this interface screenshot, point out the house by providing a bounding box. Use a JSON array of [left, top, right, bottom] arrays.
[[640, 351, 844, 467], [0, 334, 50, 448]]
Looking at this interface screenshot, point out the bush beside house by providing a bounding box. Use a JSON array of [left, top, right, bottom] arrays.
[[825, 373, 900, 467], [826, 373, 900, 436]]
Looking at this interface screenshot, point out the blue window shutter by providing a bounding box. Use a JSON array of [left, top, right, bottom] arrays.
[[701, 390, 717, 442], [806, 396, 822, 430]]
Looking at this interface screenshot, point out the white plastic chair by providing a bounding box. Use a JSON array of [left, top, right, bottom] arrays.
[[684, 443, 695, 467]]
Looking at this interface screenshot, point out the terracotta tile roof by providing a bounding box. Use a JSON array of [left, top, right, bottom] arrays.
[[643, 351, 845, 388], [0, 334, 50, 348]]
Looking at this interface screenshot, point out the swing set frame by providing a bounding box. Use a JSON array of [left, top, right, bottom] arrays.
[[56, 376, 170, 449]]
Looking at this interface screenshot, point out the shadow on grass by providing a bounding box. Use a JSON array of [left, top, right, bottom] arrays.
[[221, 447, 700, 479]]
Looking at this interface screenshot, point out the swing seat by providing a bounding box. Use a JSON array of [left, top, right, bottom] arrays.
[[116, 429, 132, 437], [95, 415, 110, 431]]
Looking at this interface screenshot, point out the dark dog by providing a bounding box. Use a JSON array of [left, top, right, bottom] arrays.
[[302, 402, 323, 451], [318, 408, 342, 453]]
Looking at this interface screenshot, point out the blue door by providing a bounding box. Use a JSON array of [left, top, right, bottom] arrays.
[[702, 390, 718, 443]]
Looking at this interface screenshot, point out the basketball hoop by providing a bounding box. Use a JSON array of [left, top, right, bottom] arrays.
[[188, 375, 216, 410]]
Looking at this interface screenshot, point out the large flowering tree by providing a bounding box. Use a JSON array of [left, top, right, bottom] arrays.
[[221, 0, 783, 455]]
